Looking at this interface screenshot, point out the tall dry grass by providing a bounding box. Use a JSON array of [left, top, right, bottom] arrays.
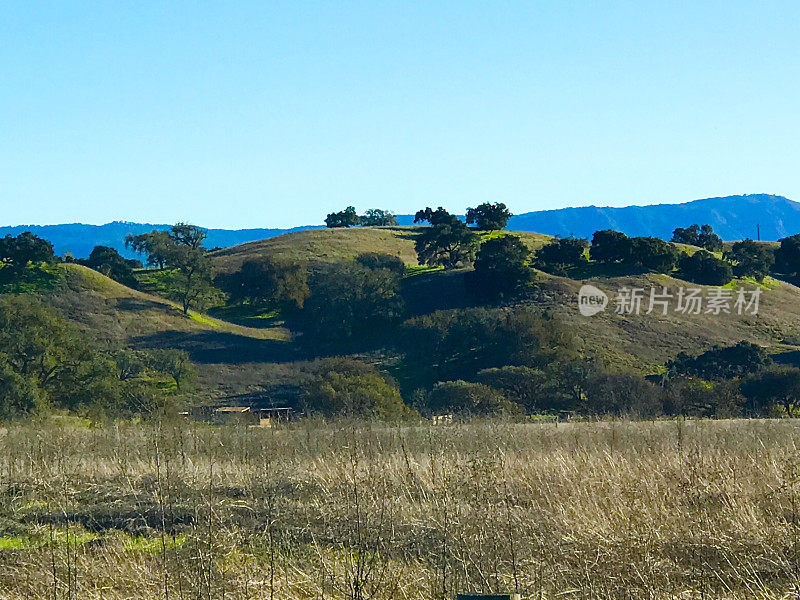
[[0, 417, 799, 599]]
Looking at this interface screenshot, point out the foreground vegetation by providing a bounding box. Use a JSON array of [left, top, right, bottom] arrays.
[[2, 417, 800, 599]]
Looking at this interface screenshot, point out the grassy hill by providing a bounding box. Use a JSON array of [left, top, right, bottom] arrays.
[[210, 226, 551, 272], [34, 264, 294, 402]]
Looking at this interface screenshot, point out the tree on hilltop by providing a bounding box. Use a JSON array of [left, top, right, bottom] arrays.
[[466, 202, 512, 231]]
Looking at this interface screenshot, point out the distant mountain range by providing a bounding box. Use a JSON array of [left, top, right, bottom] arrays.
[[504, 194, 800, 241], [2, 194, 797, 258], [0, 222, 320, 259]]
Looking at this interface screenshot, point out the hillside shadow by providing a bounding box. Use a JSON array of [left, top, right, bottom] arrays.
[[401, 269, 481, 316], [130, 330, 299, 364], [115, 297, 172, 312], [561, 262, 652, 280]]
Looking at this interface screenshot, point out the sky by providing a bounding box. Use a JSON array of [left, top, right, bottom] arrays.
[[2, 1, 800, 229]]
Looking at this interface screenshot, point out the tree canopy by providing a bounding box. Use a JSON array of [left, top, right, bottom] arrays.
[[725, 239, 774, 281], [414, 215, 479, 270], [671, 224, 723, 251], [534, 237, 588, 275], [0, 232, 54, 274], [465, 202, 512, 231], [466, 235, 532, 300], [677, 250, 733, 285], [324, 206, 361, 228], [215, 258, 309, 311]]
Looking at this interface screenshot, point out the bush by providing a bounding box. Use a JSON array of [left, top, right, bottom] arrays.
[[533, 237, 588, 275], [355, 252, 407, 275], [301, 358, 414, 420], [584, 373, 664, 417], [677, 250, 733, 285], [666, 341, 771, 381], [423, 380, 522, 416]]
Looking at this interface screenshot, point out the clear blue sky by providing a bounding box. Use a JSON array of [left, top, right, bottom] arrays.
[[2, 1, 799, 229]]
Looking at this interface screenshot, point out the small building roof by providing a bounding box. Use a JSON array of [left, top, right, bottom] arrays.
[[215, 406, 252, 413]]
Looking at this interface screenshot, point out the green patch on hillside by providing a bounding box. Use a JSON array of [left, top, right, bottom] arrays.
[[0, 263, 62, 294]]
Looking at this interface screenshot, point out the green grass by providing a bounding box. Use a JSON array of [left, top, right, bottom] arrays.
[[0, 536, 32, 550], [404, 264, 443, 278], [0, 263, 62, 294], [123, 533, 187, 553]]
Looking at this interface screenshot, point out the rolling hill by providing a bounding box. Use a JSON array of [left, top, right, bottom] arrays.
[[39, 264, 294, 402], [209, 226, 551, 272]]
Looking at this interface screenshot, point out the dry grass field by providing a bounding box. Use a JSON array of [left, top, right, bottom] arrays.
[[2, 417, 800, 599]]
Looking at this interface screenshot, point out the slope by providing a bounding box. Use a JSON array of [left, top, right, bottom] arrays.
[[209, 226, 551, 272], [39, 264, 294, 401]]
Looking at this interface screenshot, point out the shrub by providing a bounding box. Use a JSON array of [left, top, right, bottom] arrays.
[[424, 380, 522, 416], [584, 373, 664, 417], [355, 252, 406, 275], [533, 237, 588, 275], [665, 341, 771, 380], [301, 358, 414, 420]]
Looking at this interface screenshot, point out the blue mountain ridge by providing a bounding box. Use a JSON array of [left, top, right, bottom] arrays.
[[2, 194, 796, 258]]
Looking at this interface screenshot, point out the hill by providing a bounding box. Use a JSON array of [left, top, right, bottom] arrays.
[[212, 226, 800, 375], [210, 226, 551, 272], [39, 264, 294, 402]]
